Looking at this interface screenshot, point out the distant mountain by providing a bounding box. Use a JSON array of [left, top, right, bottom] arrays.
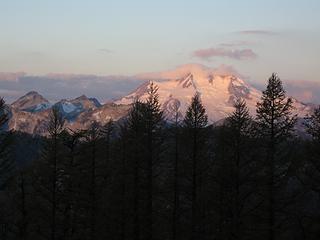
[[5, 64, 315, 135], [8, 91, 129, 135], [117, 64, 313, 122], [11, 91, 51, 112]]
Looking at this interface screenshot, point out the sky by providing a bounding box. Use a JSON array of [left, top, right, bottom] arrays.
[[0, 0, 319, 102]]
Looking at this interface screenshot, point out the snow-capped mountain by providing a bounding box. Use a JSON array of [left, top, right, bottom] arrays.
[[117, 64, 312, 122], [8, 91, 130, 135], [4, 64, 314, 135]]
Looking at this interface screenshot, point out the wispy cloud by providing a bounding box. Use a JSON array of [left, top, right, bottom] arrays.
[[212, 64, 247, 79], [98, 48, 114, 54], [236, 30, 277, 35], [192, 47, 257, 61], [219, 41, 251, 47]]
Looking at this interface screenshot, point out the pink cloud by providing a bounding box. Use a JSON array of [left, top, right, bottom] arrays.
[[192, 47, 257, 61], [212, 64, 247, 79]]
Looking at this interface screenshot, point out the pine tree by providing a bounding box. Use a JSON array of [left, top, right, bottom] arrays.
[[46, 107, 65, 240], [84, 122, 101, 240], [303, 106, 320, 194], [145, 82, 164, 240], [126, 100, 148, 240], [100, 119, 114, 182], [171, 101, 181, 240], [0, 97, 14, 190], [256, 73, 297, 240], [118, 123, 129, 240], [305, 106, 320, 141], [225, 98, 253, 239], [60, 129, 84, 239], [183, 93, 208, 240], [31, 107, 65, 240]]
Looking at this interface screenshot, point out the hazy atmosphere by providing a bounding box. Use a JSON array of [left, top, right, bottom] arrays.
[[0, 0, 320, 103], [1, 2, 320, 240]]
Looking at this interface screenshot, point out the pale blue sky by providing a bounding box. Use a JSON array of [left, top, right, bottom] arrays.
[[0, 0, 319, 84]]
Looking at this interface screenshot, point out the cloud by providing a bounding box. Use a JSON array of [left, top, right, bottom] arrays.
[[212, 64, 247, 79], [98, 48, 114, 54], [236, 30, 276, 35], [192, 47, 257, 61], [218, 41, 250, 47], [0, 74, 144, 103]]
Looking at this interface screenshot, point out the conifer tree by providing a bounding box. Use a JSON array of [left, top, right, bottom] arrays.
[[126, 100, 147, 240], [0, 97, 14, 190], [303, 106, 320, 194], [145, 82, 164, 240], [225, 98, 253, 239], [101, 120, 114, 165], [256, 73, 297, 240], [60, 129, 83, 239], [84, 122, 101, 240], [47, 107, 65, 240], [305, 106, 320, 141], [31, 107, 65, 240], [171, 101, 181, 240], [183, 93, 208, 240]]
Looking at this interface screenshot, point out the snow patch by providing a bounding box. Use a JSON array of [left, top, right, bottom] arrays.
[[62, 102, 77, 113]]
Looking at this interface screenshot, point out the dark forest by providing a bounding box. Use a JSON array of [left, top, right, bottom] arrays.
[[1, 74, 320, 240]]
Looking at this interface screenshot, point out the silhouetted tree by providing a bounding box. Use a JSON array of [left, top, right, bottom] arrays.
[[224, 98, 257, 239], [126, 100, 148, 240], [100, 119, 114, 176], [0, 97, 14, 190], [60, 129, 84, 239], [46, 107, 65, 240], [145, 82, 164, 240], [171, 101, 181, 240], [183, 93, 208, 240], [256, 73, 297, 240], [84, 122, 101, 240]]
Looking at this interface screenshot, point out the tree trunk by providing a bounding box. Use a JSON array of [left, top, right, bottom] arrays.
[[191, 130, 197, 240], [172, 125, 179, 240]]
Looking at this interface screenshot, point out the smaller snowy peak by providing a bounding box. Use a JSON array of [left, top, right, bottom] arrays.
[[11, 91, 50, 111], [53, 95, 100, 121], [54, 99, 83, 118]]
